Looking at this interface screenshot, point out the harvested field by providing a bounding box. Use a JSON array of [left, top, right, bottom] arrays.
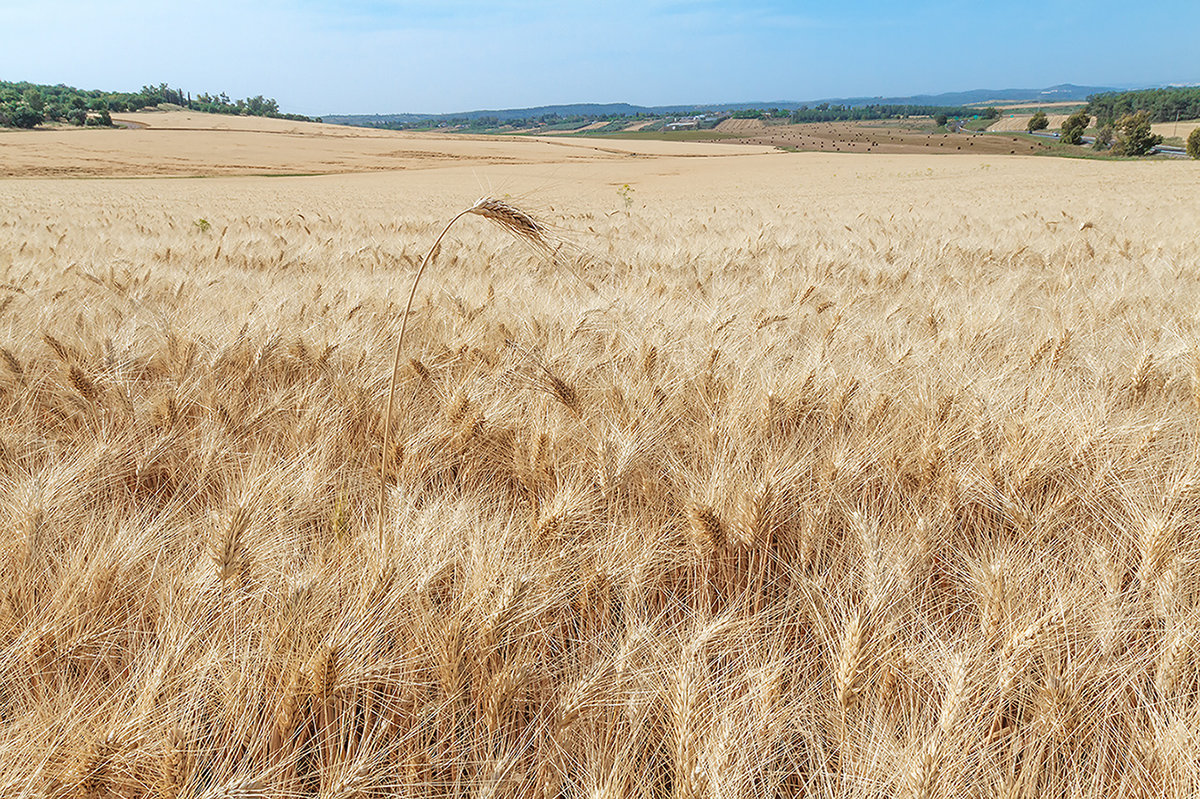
[[715, 118, 767, 132], [2, 120, 1200, 798], [0, 112, 771, 178], [990, 114, 1071, 133], [544, 121, 614, 135], [1153, 118, 1200, 140], [725, 120, 1055, 155]]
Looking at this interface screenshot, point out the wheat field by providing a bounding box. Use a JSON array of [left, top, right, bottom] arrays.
[[1, 148, 1200, 798], [0, 113, 769, 178]]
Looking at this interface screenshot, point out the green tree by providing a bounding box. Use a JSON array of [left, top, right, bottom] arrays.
[[1093, 123, 1114, 151], [1111, 110, 1163, 156], [84, 109, 113, 127], [1188, 127, 1200, 159], [1087, 87, 1200, 126], [1027, 110, 1049, 132], [1060, 109, 1090, 145], [23, 88, 44, 113], [10, 104, 43, 128], [934, 113, 948, 127], [0, 78, 311, 127]]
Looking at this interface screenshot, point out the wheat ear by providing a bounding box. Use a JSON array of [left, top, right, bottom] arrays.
[[377, 197, 550, 546]]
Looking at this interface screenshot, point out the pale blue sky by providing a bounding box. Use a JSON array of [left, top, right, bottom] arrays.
[[0, 1, 1196, 115]]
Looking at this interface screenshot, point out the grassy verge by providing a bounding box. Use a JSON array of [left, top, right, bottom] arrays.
[[962, 118, 997, 132], [996, 132, 1176, 160]]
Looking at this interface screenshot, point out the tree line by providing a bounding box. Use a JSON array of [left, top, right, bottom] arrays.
[[365, 103, 1005, 133], [788, 104, 1000, 123], [365, 112, 658, 132], [0, 80, 314, 129], [1027, 106, 1180, 157], [1086, 87, 1200, 126]]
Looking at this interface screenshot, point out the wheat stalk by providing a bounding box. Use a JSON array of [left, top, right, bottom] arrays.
[[835, 608, 868, 714], [377, 197, 551, 546], [160, 724, 189, 799]]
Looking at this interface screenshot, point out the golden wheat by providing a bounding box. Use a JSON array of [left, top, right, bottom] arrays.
[[0, 153, 1198, 797]]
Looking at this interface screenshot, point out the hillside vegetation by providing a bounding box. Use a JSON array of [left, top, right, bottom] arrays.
[[0, 154, 1199, 797], [0, 80, 312, 128], [1087, 86, 1200, 125]]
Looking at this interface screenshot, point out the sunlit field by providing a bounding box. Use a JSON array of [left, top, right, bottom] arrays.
[[1, 138, 1199, 797]]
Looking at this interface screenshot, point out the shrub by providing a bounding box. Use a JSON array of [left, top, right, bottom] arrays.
[[1093, 124, 1114, 151], [1061, 109, 1090, 145], [1188, 127, 1200, 159], [9, 104, 43, 128], [1027, 110, 1049, 132], [1112, 110, 1163, 156], [934, 113, 948, 127], [84, 109, 113, 127]]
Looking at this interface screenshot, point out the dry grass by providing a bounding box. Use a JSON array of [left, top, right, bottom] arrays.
[[0, 152, 1199, 797]]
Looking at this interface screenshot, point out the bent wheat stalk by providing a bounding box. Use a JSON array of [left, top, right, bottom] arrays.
[[378, 198, 550, 545]]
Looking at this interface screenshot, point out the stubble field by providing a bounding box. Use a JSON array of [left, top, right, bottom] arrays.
[[712, 121, 1056, 156], [1, 122, 1200, 798]]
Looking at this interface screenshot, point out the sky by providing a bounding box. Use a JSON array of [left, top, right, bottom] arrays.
[[1, 1, 1197, 116]]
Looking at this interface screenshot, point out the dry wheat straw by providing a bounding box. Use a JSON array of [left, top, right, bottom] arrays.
[[198, 777, 265, 799]]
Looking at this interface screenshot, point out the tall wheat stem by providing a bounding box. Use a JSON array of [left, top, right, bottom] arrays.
[[378, 198, 550, 547], [378, 207, 473, 546]]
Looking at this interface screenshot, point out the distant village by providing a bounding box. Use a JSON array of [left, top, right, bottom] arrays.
[[663, 113, 729, 130]]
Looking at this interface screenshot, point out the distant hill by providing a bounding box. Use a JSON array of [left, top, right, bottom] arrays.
[[819, 83, 1114, 108], [323, 103, 663, 126], [323, 84, 1120, 126]]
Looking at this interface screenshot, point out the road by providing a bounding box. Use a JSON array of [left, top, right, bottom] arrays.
[[1027, 129, 1189, 158]]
